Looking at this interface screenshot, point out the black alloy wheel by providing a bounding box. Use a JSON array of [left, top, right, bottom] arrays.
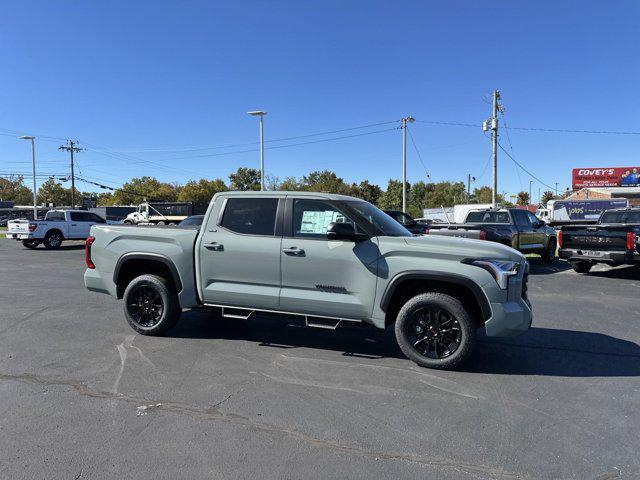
[[127, 285, 165, 328], [395, 292, 475, 369], [407, 306, 462, 359]]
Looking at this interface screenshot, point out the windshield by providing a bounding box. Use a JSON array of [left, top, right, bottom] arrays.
[[599, 210, 640, 224], [465, 211, 511, 223], [343, 201, 412, 236]]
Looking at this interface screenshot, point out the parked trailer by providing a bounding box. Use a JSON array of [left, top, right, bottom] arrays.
[[538, 199, 629, 226]]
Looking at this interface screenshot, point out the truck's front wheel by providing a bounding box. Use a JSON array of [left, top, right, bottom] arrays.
[[123, 274, 181, 335], [394, 292, 476, 370]]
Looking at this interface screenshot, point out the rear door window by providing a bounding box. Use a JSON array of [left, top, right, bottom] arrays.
[[512, 210, 531, 227], [220, 198, 278, 236]]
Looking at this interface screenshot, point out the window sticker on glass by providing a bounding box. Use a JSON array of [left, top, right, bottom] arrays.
[[299, 210, 343, 234]]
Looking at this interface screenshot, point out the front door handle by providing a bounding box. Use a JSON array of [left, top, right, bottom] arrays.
[[282, 246, 305, 256], [204, 242, 224, 251]]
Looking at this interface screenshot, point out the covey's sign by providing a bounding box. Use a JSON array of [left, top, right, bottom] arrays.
[[572, 167, 640, 188]]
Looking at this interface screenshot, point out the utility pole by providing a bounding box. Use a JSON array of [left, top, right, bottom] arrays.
[[59, 140, 82, 208], [483, 90, 501, 208], [401, 116, 415, 213], [247, 111, 267, 190], [529, 180, 533, 206], [467, 174, 471, 201], [19, 136, 37, 219], [554, 182, 559, 196], [538, 187, 541, 205]]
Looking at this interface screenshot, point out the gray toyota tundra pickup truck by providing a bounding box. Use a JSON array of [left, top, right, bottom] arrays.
[[84, 191, 532, 369]]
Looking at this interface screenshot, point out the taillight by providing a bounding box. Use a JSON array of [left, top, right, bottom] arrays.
[[423, 227, 429, 235], [28, 223, 37, 232], [557, 230, 563, 248], [626, 231, 635, 251], [85, 236, 95, 269], [479, 229, 487, 240]]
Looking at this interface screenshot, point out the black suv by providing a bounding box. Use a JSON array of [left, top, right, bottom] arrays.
[[384, 210, 429, 235]]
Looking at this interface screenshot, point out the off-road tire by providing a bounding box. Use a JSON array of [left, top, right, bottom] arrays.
[[22, 239, 41, 249], [123, 274, 181, 335], [43, 230, 63, 249], [395, 292, 476, 370], [571, 261, 592, 274]]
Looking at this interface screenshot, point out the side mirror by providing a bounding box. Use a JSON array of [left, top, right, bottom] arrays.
[[326, 222, 367, 242]]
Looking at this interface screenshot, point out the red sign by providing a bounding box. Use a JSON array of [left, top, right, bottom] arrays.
[[572, 167, 640, 188]]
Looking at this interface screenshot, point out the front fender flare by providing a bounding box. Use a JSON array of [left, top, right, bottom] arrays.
[[379, 270, 492, 320]]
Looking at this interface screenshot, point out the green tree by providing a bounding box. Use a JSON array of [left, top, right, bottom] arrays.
[[423, 181, 466, 208], [408, 180, 429, 218], [229, 167, 261, 191], [300, 170, 350, 194], [177, 178, 227, 203], [378, 179, 404, 211], [349, 180, 383, 205], [540, 191, 555, 206], [472, 185, 505, 205], [97, 192, 115, 206], [37, 177, 73, 206], [111, 176, 179, 204], [516, 191, 530, 206], [278, 176, 302, 191], [0, 175, 33, 204]]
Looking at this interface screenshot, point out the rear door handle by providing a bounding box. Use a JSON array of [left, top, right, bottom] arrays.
[[282, 247, 305, 256], [204, 242, 224, 251]]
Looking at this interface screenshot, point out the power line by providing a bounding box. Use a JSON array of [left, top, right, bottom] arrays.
[[497, 142, 556, 191], [116, 120, 400, 153], [406, 127, 430, 178], [505, 126, 640, 135]]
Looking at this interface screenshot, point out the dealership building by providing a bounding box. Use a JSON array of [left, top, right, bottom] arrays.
[[567, 168, 640, 206]]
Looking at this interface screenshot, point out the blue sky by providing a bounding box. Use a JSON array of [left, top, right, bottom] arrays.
[[1, 1, 639, 201]]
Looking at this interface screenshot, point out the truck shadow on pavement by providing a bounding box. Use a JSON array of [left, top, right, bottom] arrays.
[[172, 310, 640, 377], [527, 258, 571, 275]]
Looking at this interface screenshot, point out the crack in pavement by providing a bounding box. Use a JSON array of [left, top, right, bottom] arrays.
[[1, 371, 529, 479]]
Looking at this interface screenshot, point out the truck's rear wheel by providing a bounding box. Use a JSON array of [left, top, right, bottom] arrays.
[[43, 231, 63, 249], [22, 239, 41, 249], [571, 261, 592, 274], [123, 274, 181, 335], [394, 292, 476, 370], [542, 238, 557, 262]]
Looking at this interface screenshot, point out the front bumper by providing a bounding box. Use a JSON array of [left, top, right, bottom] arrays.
[[559, 248, 639, 265], [482, 263, 532, 337], [484, 298, 532, 336]]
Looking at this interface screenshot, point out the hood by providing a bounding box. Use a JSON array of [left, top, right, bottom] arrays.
[[378, 235, 525, 263]]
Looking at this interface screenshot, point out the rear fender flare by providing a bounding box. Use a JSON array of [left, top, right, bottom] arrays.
[[113, 252, 183, 292]]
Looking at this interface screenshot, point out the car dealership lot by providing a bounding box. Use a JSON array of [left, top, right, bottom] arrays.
[[1, 240, 639, 479]]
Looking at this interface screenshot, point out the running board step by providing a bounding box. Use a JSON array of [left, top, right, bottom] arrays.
[[305, 316, 341, 330], [222, 307, 254, 320]]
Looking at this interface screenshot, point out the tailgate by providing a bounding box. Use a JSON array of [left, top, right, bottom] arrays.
[[561, 225, 628, 251], [428, 228, 481, 239], [7, 219, 31, 234]]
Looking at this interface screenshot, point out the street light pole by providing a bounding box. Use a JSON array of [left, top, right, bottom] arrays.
[[19, 136, 37, 219], [401, 116, 415, 213], [248, 110, 267, 190]]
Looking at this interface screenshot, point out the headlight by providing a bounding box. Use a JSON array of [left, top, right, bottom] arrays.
[[466, 259, 520, 289]]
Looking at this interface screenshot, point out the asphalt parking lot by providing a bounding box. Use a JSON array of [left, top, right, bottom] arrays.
[[1, 239, 639, 479]]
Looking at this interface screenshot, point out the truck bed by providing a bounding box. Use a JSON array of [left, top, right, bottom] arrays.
[[85, 224, 200, 307], [426, 223, 486, 239]]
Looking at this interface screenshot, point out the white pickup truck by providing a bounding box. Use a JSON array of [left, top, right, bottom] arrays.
[[6, 210, 109, 249]]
